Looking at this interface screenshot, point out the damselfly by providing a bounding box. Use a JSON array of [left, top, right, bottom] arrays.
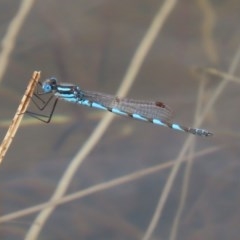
[[29, 77, 213, 137]]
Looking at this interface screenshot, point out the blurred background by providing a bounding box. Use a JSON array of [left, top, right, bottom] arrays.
[[0, 0, 240, 239]]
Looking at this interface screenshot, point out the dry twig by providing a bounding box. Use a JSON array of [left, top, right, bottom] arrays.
[[0, 71, 40, 164]]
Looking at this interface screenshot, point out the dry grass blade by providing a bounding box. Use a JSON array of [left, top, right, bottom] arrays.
[[0, 71, 40, 164], [0, 145, 221, 224], [195, 67, 240, 83]]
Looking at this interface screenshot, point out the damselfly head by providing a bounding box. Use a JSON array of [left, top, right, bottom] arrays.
[[42, 77, 58, 93]]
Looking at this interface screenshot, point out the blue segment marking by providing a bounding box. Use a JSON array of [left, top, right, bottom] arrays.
[[132, 113, 147, 121], [172, 124, 184, 132], [152, 119, 167, 127], [57, 86, 72, 92], [62, 98, 78, 103], [55, 93, 76, 99], [80, 99, 91, 107], [92, 102, 107, 110], [111, 108, 128, 116]]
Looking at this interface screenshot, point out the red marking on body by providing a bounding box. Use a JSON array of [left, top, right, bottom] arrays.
[[155, 101, 166, 108]]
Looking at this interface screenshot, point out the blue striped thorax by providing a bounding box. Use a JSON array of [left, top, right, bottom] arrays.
[[42, 77, 82, 102]]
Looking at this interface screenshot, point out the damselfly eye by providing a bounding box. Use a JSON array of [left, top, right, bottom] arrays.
[[42, 83, 52, 93]]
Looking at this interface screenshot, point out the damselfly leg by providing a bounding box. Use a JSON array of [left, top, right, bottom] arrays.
[[25, 81, 59, 123]]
